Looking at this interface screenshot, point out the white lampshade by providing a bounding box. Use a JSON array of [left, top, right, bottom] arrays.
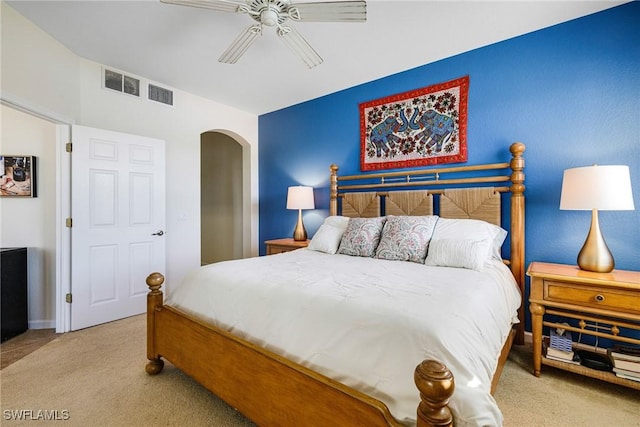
[[286, 186, 315, 210], [560, 165, 635, 211]]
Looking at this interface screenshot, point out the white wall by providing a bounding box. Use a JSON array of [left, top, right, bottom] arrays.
[[0, 105, 57, 328], [75, 58, 259, 285], [0, 3, 80, 122], [1, 2, 259, 327]]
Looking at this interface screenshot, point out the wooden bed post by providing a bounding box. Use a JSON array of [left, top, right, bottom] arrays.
[[146, 272, 165, 375], [509, 142, 526, 345], [330, 164, 339, 216], [414, 360, 455, 427]]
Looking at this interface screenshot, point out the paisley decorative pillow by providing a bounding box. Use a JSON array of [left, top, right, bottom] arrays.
[[337, 217, 387, 257], [374, 215, 439, 263]]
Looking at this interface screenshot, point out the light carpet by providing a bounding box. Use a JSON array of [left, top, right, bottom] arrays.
[[1, 315, 638, 426]]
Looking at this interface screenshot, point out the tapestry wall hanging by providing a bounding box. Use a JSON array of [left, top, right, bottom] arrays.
[[360, 75, 469, 171]]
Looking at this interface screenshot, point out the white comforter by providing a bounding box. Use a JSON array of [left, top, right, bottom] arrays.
[[166, 249, 521, 427]]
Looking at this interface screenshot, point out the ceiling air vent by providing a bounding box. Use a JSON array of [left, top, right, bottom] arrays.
[[148, 84, 174, 106], [103, 68, 140, 97]]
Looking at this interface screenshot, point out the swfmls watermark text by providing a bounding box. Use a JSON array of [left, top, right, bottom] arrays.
[[3, 409, 70, 421]]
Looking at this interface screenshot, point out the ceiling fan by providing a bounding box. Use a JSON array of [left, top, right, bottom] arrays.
[[160, 0, 367, 68]]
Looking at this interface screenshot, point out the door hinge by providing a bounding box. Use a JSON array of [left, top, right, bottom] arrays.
[[66, 218, 72, 228], [66, 293, 72, 303], [66, 142, 72, 152]]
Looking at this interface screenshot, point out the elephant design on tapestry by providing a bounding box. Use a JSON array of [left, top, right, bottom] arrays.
[[410, 109, 456, 153], [369, 109, 455, 158], [369, 109, 415, 157]]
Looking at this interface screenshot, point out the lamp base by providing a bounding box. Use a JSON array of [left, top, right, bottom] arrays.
[[577, 209, 614, 273], [293, 209, 307, 241]]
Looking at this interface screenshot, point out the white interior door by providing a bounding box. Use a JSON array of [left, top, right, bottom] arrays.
[[71, 125, 165, 330]]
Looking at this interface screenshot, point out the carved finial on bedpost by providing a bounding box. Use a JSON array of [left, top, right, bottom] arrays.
[[414, 360, 455, 427], [509, 142, 526, 345], [509, 142, 525, 196], [330, 164, 339, 216], [147, 272, 164, 295], [146, 272, 165, 375]]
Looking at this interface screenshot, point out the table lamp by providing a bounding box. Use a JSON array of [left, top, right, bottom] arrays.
[[287, 186, 315, 241], [560, 165, 635, 273]]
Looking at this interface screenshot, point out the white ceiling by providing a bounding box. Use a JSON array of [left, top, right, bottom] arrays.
[[7, 0, 625, 115]]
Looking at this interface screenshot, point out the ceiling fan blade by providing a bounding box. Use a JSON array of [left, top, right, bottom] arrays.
[[288, 1, 366, 22], [218, 24, 262, 64], [277, 25, 323, 68], [160, 0, 243, 13]]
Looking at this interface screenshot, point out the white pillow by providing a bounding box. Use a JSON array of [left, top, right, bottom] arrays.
[[425, 239, 490, 271], [323, 215, 350, 229], [307, 216, 350, 254], [429, 218, 507, 261]]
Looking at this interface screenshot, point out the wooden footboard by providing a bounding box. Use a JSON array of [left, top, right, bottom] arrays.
[[146, 272, 457, 427]]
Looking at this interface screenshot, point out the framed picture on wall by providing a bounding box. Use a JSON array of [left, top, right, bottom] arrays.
[[0, 156, 37, 197]]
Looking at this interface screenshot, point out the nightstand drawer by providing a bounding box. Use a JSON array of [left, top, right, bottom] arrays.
[[267, 244, 296, 255], [544, 280, 640, 315], [265, 238, 310, 255]]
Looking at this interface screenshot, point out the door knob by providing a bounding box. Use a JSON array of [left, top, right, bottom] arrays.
[[152, 230, 164, 236]]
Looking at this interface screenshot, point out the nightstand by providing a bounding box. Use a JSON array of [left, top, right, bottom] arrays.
[[527, 262, 640, 390], [265, 238, 310, 255]]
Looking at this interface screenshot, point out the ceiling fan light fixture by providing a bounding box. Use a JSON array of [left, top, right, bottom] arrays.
[[162, 0, 366, 66], [261, 8, 279, 26]]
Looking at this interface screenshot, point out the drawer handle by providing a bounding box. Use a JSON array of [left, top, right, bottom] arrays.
[[595, 294, 605, 303]]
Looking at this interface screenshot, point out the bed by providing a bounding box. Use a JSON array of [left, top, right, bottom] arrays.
[[145, 142, 526, 427]]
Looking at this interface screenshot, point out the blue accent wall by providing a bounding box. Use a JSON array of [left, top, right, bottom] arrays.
[[259, 3, 640, 330]]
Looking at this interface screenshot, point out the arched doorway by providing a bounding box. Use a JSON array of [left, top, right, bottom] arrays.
[[200, 131, 243, 265]]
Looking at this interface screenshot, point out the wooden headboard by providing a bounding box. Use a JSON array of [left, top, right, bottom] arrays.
[[329, 142, 526, 344]]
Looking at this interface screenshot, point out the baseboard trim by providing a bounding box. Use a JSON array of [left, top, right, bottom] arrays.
[[29, 320, 56, 330]]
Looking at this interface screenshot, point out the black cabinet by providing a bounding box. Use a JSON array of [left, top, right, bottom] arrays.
[[1, 247, 28, 342]]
